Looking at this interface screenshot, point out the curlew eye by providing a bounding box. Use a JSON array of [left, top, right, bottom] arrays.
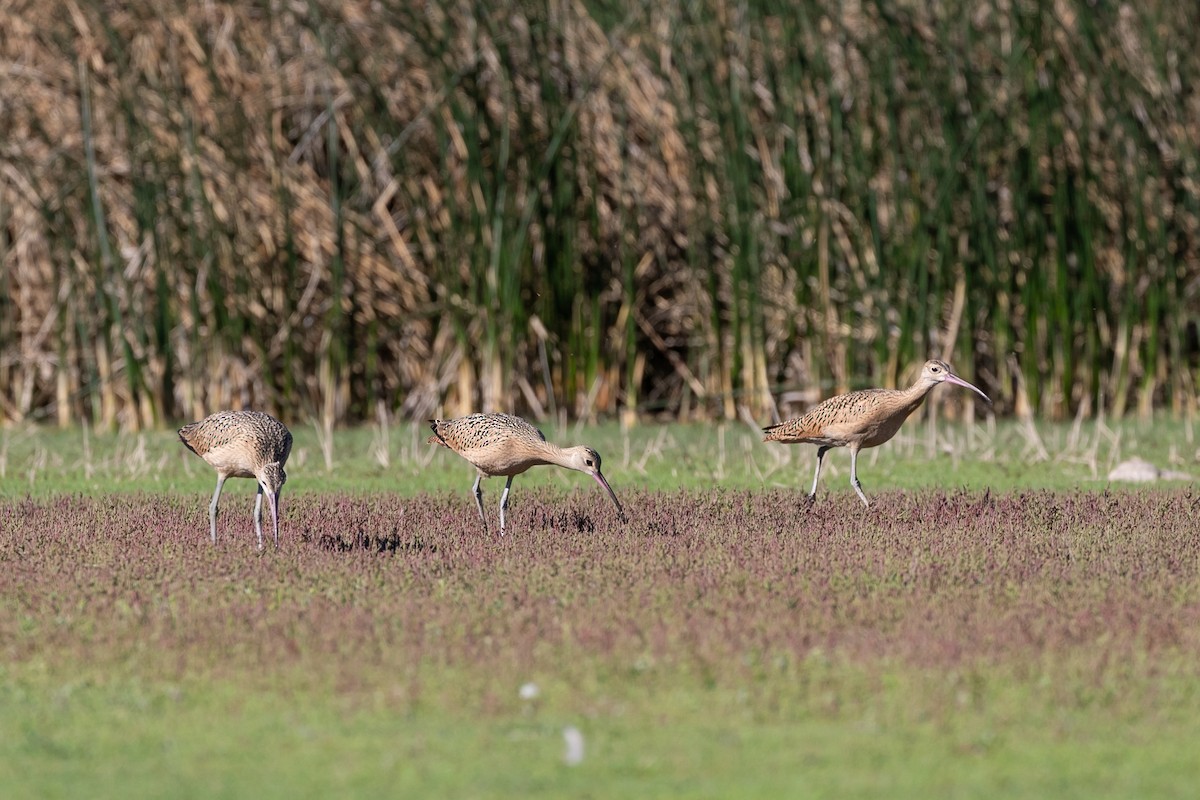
[[585, 459, 594, 467], [931, 366, 941, 373]]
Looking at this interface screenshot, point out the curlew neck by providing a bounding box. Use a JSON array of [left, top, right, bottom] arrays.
[[542, 442, 581, 470], [900, 376, 941, 408], [545, 443, 626, 522]]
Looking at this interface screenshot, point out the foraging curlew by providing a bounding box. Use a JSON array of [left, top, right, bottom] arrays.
[[763, 359, 990, 507], [178, 410, 293, 549], [427, 413, 626, 534]]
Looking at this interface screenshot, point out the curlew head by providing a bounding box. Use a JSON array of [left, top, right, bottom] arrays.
[[259, 461, 287, 493], [257, 461, 287, 548], [920, 359, 991, 404], [562, 446, 628, 523]]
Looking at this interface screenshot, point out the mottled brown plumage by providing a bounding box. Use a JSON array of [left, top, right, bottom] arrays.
[[178, 410, 293, 549], [763, 360, 989, 506], [427, 413, 626, 533]]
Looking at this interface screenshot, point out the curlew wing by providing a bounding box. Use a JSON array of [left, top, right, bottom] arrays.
[[763, 389, 905, 445], [428, 413, 546, 449], [427, 413, 551, 475], [178, 410, 291, 466]]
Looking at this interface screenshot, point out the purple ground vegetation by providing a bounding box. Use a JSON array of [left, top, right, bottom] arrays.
[[2, 489, 1198, 704]]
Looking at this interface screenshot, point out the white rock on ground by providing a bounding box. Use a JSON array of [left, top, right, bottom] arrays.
[[1107, 457, 1192, 482]]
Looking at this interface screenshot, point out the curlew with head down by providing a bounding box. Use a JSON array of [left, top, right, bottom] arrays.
[[178, 410, 292, 549], [428, 413, 626, 534]]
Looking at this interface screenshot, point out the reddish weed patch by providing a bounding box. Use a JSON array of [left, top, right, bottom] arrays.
[[3, 489, 1198, 707]]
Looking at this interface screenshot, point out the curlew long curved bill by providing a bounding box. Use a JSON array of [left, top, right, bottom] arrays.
[[592, 472, 628, 522], [266, 490, 281, 548], [945, 373, 991, 404]]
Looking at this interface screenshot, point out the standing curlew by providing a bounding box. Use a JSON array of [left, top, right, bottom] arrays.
[[178, 410, 293, 549], [427, 413, 626, 534], [763, 359, 990, 507]]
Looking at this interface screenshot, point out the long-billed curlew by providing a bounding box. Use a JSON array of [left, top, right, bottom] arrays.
[[178, 410, 293, 549], [427, 413, 626, 534], [763, 359, 990, 507]]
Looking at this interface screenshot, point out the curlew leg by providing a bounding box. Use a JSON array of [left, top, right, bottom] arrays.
[[208, 474, 227, 544], [253, 486, 266, 551], [498, 475, 514, 535], [809, 446, 831, 500], [849, 446, 870, 507], [472, 474, 489, 534]]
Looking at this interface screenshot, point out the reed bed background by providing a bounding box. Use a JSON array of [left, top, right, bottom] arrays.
[[2, 0, 1198, 430]]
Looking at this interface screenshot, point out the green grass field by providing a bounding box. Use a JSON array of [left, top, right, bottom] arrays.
[[2, 414, 1195, 497], [2, 417, 1199, 798]]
